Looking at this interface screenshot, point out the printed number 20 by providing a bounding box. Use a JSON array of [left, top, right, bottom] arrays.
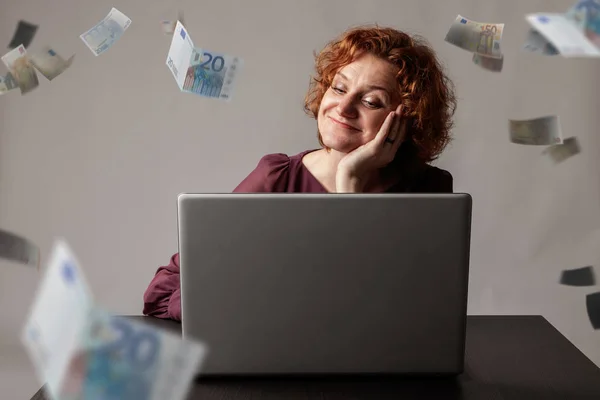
[[199, 52, 225, 72], [101, 318, 160, 371]]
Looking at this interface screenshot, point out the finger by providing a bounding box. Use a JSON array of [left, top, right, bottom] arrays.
[[374, 111, 396, 147], [385, 114, 399, 147], [393, 115, 408, 150]]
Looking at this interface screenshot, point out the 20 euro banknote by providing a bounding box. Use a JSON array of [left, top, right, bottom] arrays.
[[166, 21, 243, 101], [526, 13, 600, 57], [21, 240, 94, 400], [58, 309, 207, 400], [80, 8, 131, 56]]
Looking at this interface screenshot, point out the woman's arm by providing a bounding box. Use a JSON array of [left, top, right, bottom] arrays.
[[143, 253, 182, 321]]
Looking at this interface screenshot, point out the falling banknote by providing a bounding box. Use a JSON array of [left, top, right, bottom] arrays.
[[509, 115, 563, 146], [525, 13, 600, 57], [445, 14, 504, 59], [59, 309, 207, 400], [1, 44, 39, 94], [0, 228, 39, 267], [0, 72, 18, 94], [21, 240, 94, 400], [565, 0, 600, 48], [543, 136, 581, 163], [80, 7, 131, 56], [166, 21, 243, 101], [30, 46, 74, 81], [472, 53, 504, 72], [523, 29, 560, 55], [21, 240, 206, 400], [8, 20, 38, 49]]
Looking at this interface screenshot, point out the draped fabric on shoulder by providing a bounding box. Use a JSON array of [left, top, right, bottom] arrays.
[[233, 153, 291, 192], [142, 153, 294, 321]]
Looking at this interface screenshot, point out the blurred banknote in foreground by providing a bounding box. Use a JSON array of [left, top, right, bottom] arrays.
[[80, 8, 131, 56], [525, 13, 600, 57], [0, 72, 18, 94], [30, 46, 74, 80], [166, 21, 243, 101], [445, 14, 504, 59], [509, 115, 563, 146], [60, 309, 206, 400], [21, 240, 93, 400], [543, 136, 581, 163], [1, 44, 39, 94], [22, 240, 206, 400], [0, 228, 39, 267], [472, 53, 504, 72]]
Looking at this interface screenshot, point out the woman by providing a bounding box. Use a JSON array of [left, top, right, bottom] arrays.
[[143, 25, 457, 321]]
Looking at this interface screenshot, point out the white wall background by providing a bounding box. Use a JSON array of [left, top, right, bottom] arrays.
[[1, 0, 599, 397]]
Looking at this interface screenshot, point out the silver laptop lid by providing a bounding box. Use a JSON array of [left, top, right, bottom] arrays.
[[178, 193, 472, 375]]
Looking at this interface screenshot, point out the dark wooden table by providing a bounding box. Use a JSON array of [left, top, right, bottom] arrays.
[[30, 315, 600, 399]]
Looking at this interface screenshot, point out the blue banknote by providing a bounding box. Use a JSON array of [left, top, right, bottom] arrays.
[[182, 49, 242, 100], [166, 21, 243, 101], [58, 308, 206, 400], [80, 8, 131, 56], [566, 0, 600, 46]]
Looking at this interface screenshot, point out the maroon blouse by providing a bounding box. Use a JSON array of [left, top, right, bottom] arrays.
[[142, 149, 453, 321]]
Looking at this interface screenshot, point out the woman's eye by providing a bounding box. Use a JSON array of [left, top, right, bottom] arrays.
[[363, 100, 381, 108], [332, 87, 345, 93]]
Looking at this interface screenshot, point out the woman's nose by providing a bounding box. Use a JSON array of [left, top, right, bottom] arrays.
[[336, 96, 358, 118]]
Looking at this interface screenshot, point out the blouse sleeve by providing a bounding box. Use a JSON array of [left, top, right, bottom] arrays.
[[142, 253, 182, 321], [233, 153, 291, 192]]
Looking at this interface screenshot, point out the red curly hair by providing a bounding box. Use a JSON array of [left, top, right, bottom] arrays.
[[304, 25, 457, 164]]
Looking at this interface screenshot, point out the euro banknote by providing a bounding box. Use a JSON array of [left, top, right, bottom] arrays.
[[21, 239, 206, 400], [1, 44, 39, 94], [523, 29, 560, 55], [166, 21, 243, 101], [0, 228, 39, 267], [525, 13, 600, 57], [0, 72, 18, 94], [472, 53, 503, 72], [445, 14, 504, 59], [543, 136, 581, 163], [80, 8, 131, 56], [565, 0, 600, 47], [30, 46, 74, 81], [8, 20, 38, 49], [21, 240, 94, 400], [509, 115, 563, 146], [59, 309, 207, 400]]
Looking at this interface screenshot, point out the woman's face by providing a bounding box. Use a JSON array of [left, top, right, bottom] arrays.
[[317, 53, 401, 153]]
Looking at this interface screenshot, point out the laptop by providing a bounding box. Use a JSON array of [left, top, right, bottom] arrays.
[[178, 193, 472, 376]]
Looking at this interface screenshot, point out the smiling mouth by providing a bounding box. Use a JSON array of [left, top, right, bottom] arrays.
[[329, 117, 359, 131]]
